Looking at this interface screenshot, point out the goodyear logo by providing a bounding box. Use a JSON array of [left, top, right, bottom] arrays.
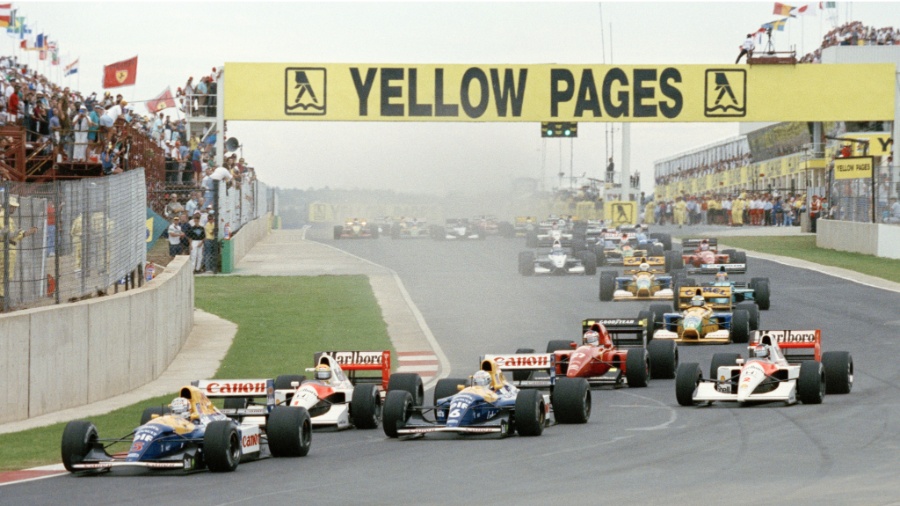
[[704, 69, 746, 118], [285, 67, 326, 116]]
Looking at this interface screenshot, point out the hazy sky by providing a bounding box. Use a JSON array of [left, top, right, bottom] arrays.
[[11, 1, 900, 195]]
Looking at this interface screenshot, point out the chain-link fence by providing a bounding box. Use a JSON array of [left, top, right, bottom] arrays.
[[1, 169, 147, 311], [825, 162, 899, 224]]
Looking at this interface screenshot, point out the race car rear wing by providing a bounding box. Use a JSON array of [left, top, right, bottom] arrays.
[[676, 286, 733, 310], [622, 256, 667, 274], [581, 318, 647, 348], [750, 330, 821, 362], [481, 353, 556, 388], [314, 350, 391, 389], [682, 237, 719, 252], [193, 379, 276, 415]]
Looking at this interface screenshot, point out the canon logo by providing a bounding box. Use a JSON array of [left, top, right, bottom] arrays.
[[204, 382, 267, 394], [242, 434, 260, 448], [493, 355, 550, 368]]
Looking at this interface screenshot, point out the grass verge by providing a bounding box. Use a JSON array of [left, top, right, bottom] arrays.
[[0, 275, 392, 472], [681, 235, 900, 284]]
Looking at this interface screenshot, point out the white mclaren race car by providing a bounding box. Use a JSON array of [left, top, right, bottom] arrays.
[[236, 351, 424, 431], [518, 240, 597, 276], [675, 329, 853, 406]]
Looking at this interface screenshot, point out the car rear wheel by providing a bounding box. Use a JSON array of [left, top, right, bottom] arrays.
[[551, 377, 591, 424], [387, 373, 424, 406], [822, 351, 853, 394], [736, 301, 760, 331], [648, 339, 678, 379], [599, 270, 617, 301], [625, 348, 650, 387], [433, 378, 468, 405], [274, 375, 306, 390], [204, 420, 241, 472], [648, 304, 670, 337], [268, 406, 312, 457], [579, 251, 597, 276], [140, 406, 171, 425], [750, 277, 771, 310], [675, 363, 702, 406], [350, 384, 382, 429], [61, 420, 98, 472], [730, 310, 751, 343], [512, 348, 535, 382]]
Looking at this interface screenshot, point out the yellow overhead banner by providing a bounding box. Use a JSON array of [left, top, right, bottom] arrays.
[[224, 62, 895, 122], [834, 156, 874, 180]]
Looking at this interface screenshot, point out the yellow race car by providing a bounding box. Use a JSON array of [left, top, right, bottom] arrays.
[[647, 286, 751, 344]]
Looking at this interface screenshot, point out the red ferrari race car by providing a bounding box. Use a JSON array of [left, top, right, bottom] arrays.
[[681, 238, 747, 274], [516, 318, 678, 388]]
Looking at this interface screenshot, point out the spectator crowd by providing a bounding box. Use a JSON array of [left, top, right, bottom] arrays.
[[799, 21, 900, 63]]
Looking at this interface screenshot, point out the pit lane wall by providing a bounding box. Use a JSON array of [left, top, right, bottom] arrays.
[[227, 213, 273, 269], [0, 255, 194, 424], [817, 220, 900, 260]]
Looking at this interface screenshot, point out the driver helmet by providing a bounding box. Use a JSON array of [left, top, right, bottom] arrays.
[[690, 295, 705, 307], [583, 330, 600, 346], [754, 345, 770, 359], [315, 364, 332, 381], [170, 397, 191, 419], [620, 234, 629, 245], [639, 262, 650, 272], [472, 370, 491, 388], [715, 269, 728, 283], [699, 239, 710, 251]]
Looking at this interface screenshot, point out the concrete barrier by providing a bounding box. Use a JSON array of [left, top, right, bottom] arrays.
[[230, 213, 272, 266], [817, 219, 900, 259], [0, 255, 194, 425]]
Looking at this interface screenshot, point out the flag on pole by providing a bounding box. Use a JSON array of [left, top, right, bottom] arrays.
[[102, 55, 138, 88], [49, 41, 58, 65], [0, 4, 12, 28], [795, 3, 820, 15], [762, 18, 789, 32], [7, 16, 28, 39], [773, 2, 795, 16], [35, 32, 43, 48], [64, 58, 78, 76], [146, 86, 176, 113]]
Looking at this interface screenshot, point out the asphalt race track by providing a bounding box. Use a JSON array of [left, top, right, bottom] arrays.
[[7, 226, 900, 505]]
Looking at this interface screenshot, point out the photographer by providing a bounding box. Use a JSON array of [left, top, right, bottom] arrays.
[[736, 33, 755, 64], [100, 144, 122, 175]]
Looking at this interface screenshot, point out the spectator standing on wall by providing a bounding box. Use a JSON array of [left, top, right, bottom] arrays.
[[72, 105, 91, 161], [0, 197, 37, 307], [201, 166, 215, 204], [167, 216, 184, 257], [736, 33, 755, 64], [203, 209, 217, 273], [186, 212, 205, 273]]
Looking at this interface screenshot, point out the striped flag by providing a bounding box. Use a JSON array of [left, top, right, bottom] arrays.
[[773, 2, 795, 16], [0, 4, 12, 28], [64, 58, 78, 77]]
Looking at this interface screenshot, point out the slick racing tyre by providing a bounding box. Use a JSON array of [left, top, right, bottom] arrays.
[[387, 373, 425, 406], [383, 391, 413, 438], [822, 351, 853, 394], [512, 349, 535, 382], [709, 353, 741, 380], [268, 406, 312, 457], [648, 339, 678, 379], [140, 406, 171, 425], [204, 420, 241, 472], [675, 363, 702, 406], [730, 310, 751, 344], [433, 378, 468, 405], [599, 270, 617, 301], [750, 277, 771, 310], [798, 361, 826, 405], [350, 384, 382, 429], [625, 348, 650, 388], [578, 251, 597, 276], [551, 377, 591, 424], [61, 420, 99, 472], [736, 301, 760, 331], [513, 389, 545, 436]]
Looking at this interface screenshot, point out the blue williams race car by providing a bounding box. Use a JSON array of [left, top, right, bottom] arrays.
[[382, 355, 590, 439], [61, 381, 311, 474]]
